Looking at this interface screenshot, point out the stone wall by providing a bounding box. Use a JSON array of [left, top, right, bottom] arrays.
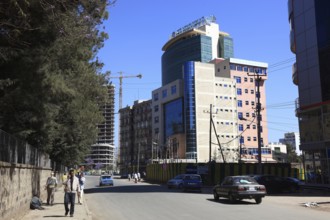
[[0, 161, 52, 220]]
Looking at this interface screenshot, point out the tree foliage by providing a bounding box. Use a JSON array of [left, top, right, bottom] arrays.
[[0, 0, 116, 165]]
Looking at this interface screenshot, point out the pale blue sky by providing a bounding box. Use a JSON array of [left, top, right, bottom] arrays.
[[98, 0, 298, 144]]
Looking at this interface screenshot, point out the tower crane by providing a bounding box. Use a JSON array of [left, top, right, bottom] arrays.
[[109, 71, 142, 110]]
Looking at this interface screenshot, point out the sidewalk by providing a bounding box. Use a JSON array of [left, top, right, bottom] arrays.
[[22, 189, 91, 220]]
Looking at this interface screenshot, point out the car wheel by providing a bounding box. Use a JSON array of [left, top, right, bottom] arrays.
[[255, 197, 262, 204], [228, 193, 236, 203], [168, 186, 172, 189], [213, 191, 219, 201]]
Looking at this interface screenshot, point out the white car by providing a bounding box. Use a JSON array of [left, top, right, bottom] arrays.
[[99, 175, 114, 186]]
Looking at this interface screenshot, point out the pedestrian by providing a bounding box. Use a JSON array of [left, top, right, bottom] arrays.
[[128, 173, 131, 181], [137, 172, 141, 182], [62, 172, 67, 184], [45, 171, 58, 206], [63, 169, 80, 217], [134, 172, 138, 183], [78, 172, 86, 204]]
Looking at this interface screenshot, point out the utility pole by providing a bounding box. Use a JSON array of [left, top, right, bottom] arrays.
[[204, 104, 226, 163], [247, 70, 267, 174]]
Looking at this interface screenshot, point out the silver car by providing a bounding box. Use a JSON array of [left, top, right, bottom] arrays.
[[167, 174, 185, 189], [213, 176, 266, 204]]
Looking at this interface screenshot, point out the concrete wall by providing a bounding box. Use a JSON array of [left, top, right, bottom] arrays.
[[0, 161, 52, 220]]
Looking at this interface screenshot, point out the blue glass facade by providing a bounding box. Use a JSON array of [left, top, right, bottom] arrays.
[[218, 35, 234, 59], [183, 61, 197, 159], [164, 98, 184, 141], [162, 35, 212, 86]]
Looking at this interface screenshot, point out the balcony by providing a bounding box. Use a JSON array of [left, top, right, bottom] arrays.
[[290, 30, 296, 53], [292, 62, 298, 85]]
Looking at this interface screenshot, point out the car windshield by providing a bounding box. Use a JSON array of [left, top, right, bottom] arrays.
[[174, 175, 184, 179], [233, 177, 257, 185], [101, 176, 112, 180]]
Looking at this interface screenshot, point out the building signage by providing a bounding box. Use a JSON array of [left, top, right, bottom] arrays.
[[171, 15, 216, 38]]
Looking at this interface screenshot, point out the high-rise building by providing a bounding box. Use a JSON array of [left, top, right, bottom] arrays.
[[212, 58, 270, 162], [119, 100, 152, 174], [161, 15, 234, 86], [86, 84, 115, 170], [152, 16, 269, 163], [288, 0, 330, 184]]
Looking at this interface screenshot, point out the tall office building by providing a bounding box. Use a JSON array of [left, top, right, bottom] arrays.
[[161, 16, 234, 86], [288, 0, 330, 184], [153, 16, 270, 163], [86, 84, 115, 170]]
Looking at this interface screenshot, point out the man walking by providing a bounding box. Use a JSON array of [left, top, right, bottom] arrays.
[[45, 171, 57, 206], [63, 169, 80, 217]]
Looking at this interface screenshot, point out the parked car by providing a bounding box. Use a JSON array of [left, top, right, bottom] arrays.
[[167, 174, 185, 189], [182, 174, 203, 192], [99, 175, 114, 186], [251, 175, 300, 193], [213, 175, 266, 204]]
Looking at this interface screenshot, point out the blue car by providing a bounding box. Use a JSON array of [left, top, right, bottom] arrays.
[[99, 175, 114, 186], [182, 174, 202, 192]]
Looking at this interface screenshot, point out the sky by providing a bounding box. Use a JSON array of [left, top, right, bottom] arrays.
[[97, 0, 299, 145]]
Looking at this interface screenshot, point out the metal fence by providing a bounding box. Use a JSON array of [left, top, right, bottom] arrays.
[[0, 129, 50, 167]]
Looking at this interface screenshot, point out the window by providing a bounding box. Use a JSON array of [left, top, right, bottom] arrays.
[[246, 112, 250, 117], [249, 67, 254, 72], [251, 101, 255, 106], [171, 85, 176, 94], [154, 105, 159, 112], [237, 65, 243, 71], [239, 124, 243, 131], [162, 89, 167, 98], [245, 89, 248, 94], [246, 125, 250, 129], [235, 76, 241, 83], [250, 78, 254, 83], [253, 137, 257, 141], [153, 93, 159, 101], [253, 125, 256, 129], [244, 77, 248, 82], [154, 128, 159, 134], [247, 137, 251, 141], [243, 66, 248, 72], [238, 112, 243, 119], [230, 64, 236, 70], [237, 100, 242, 107], [245, 101, 249, 105], [251, 89, 254, 94], [154, 116, 159, 123]]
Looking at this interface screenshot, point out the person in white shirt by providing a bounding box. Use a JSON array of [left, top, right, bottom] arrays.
[[63, 169, 80, 217]]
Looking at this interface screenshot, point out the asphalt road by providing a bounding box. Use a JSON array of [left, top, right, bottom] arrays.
[[83, 176, 330, 220]]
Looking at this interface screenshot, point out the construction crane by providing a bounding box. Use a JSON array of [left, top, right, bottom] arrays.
[[109, 71, 142, 110]]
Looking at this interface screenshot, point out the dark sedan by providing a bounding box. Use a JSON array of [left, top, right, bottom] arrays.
[[252, 175, 301, 193], [213, 176, 266, 204]]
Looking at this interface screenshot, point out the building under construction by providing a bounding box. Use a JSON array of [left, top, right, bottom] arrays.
[[86, 84, 115, 171]]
